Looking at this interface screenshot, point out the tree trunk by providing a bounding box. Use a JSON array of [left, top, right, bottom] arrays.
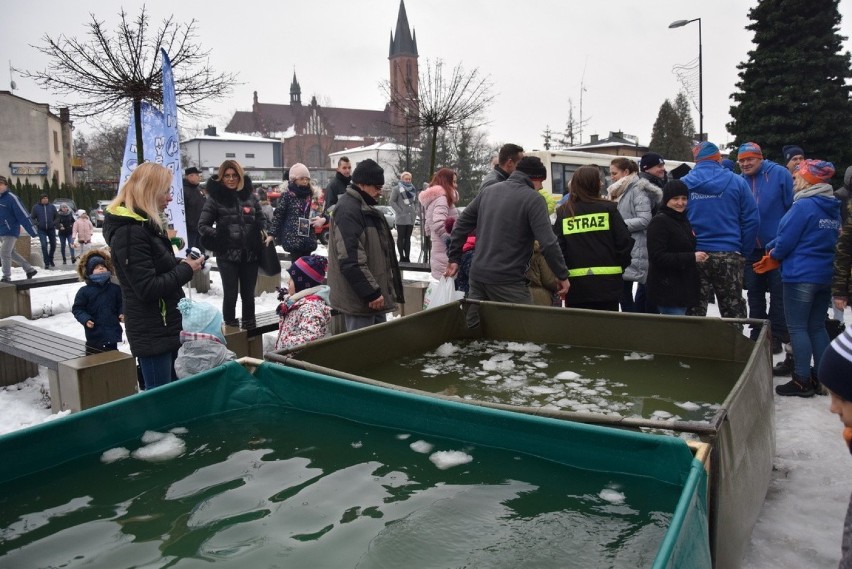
[[133, 97, 144, 165], [428, 125, 439, 180]]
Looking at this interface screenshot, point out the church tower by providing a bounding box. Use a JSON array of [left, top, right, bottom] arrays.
[[388, 0, 418, 131], [290, 71, 302, 106]]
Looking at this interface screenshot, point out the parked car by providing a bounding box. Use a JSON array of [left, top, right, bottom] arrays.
[[52, 198, 77, 214], [89, 200, 112, 228], [376, 205, 396, 229]]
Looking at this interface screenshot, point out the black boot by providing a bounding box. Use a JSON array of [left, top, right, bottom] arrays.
[[775, 374, 815, 398], [773, 353, 794, 376], [811, 369, 828, 396]]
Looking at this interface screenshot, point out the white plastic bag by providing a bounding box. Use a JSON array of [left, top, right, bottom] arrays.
[[423, 277, 463, 310]]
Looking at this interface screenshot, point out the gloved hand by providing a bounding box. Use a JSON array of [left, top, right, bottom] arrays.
[[752, 254, 780, 274]]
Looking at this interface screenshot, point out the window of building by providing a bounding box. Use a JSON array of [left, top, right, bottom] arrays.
[[225, 153, 236, 158], [245, 153, 255, 158], [53, 131, 59, 153]]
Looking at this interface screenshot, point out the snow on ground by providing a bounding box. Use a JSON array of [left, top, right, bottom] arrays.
[[1, 226, 851, 566]]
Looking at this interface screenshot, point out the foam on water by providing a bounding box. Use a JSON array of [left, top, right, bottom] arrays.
[[429, 450, 474, 470]]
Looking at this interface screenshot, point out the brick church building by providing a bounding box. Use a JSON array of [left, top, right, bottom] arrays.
[[224, 0, 419, 170]]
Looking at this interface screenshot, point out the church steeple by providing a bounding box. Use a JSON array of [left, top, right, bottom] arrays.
[[388, 0, 419, 131], [389, 0, 418, 58], [290, 71, 301, 106]]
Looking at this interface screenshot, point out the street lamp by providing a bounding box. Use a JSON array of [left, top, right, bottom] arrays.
[[669, 18, 703, 141]]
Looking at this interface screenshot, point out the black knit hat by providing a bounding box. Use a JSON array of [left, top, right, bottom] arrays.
[[640, 153, 665, 172], [662, 180, 689, 204], [516, 156, 547, 180], [782, 145, 804, 163], [818, 328, 852, 401], [352, 159, 385, 186], [184, 166, 202, 176]]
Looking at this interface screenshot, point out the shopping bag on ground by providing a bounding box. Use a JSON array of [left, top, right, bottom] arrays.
[[423, 276, 463, 309]]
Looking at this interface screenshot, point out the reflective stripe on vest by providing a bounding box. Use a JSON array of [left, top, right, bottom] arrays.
[[566, 266, 623, 277], [562, 213, 610, 234]]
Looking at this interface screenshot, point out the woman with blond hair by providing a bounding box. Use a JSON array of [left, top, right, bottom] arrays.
[[199, 159, 264, 325], [418, 168, 459, 280], [390, 171, 418, 262], [103, 162, 206, 389]]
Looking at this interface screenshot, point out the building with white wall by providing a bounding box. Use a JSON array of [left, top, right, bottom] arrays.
[[181, 128, 282, 178], [328, 142, 412, 187], [0, 91, 73, 185]]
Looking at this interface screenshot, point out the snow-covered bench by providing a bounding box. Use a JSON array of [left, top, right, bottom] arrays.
[[0, 274, 80, 320], [0, 319, 137, 412]]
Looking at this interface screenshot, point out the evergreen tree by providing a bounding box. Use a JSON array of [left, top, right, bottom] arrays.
[[674, 92, 697, 141], [541, 125, 553, 150], [649, 100, 692, 161], [728, 0, 852, 167]]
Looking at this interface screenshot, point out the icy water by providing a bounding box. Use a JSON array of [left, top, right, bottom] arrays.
[[0, 407, 684, 568], [362, 340, 744, 423]]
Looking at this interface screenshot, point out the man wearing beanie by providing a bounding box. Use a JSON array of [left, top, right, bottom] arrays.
[[30, 193, 58, 268], [682, 141, 759, 318], [480, 143, 524, 191], [446, 155, 569, 328], [174, 298, 236, 379], [782, 145, 805, 175], [326, 158, 404, 332], [817, 327, 852, 567], [0, 175, 38, 282], [737, 142, 794, 355], [638, 152, 668, 189]]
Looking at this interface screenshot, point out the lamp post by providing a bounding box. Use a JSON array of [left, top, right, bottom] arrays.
[[669, 18, 703, 141]]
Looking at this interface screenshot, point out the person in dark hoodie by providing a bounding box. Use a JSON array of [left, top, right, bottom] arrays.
[[682, 141, 759, 318], [72, 249, 123, 353], [755, 160, 842, 397], [198, 159, 265, 325], [322, 156, 352, 212], [102, 162, 205, 389], [182, 166, 206, 251], [646, 180, 708, 315]]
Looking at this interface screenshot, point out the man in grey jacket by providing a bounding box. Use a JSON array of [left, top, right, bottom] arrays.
[[447, 156, 569, 327], [327, 159, 404, 332], [479, 143, 524, 191]]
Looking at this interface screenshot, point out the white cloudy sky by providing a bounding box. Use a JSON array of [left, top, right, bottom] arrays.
[[4, 0, 851, 153]]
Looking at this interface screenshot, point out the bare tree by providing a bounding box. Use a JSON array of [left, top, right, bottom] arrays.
[[22, 6, 236, 164], [384, 59, 494, 177]]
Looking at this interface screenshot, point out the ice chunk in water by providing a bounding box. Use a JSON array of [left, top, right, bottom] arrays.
[[555, 371, 581, 380], [410, 440, 434, 454], [429, 450, 473, 470], [141, 430, 168, 444], [100, 447, 130, 463], [505, 342, 544, 353], [434, 342, 458, 357], [132, 433, 186, 462], [676, 401, 701, 411], [599, 488, 626, 504], [624, 352, 654, 361]]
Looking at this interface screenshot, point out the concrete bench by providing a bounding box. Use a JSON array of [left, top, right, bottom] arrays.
[[0, 319, 138, 412], [0, 274, 80, 319], [221, 310, 281, 360]]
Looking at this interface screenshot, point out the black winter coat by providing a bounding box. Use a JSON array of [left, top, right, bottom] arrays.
[[646, 207, 700, 308], [198, 176, 264, 263], [323, 171, 351, 211], [182, 179, 206, 233], [57, 212, 75, 237], [269, 184, 317, 254], [103, 207, 194, 357], [72, 280, 124, 346], [554, 199, 633, 306]]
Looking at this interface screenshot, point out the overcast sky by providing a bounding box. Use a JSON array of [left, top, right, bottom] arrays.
[[4, 0, 851, 154]]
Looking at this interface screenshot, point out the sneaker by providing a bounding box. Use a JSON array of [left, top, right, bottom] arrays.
[[25, 269, 37, 279], [773, 354, 794, 376], [776, 376, 815, 398]]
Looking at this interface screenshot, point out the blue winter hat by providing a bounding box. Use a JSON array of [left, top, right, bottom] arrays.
[[86, 255, 106, 276], [178, 298, 226, 344], [721, 159, 736, 172]]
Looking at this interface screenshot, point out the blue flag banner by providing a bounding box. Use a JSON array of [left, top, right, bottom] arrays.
[[119, 48, 187, 250]]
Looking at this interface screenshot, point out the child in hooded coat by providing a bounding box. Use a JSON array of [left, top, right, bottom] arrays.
[[71, 249, 124, 352], [174, 298, 236, 379], [275, 254, 332, 351]]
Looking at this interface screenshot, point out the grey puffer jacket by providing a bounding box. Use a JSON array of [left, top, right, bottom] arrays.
[[327, 186, 404, 315], [617, 176, 663, 283]]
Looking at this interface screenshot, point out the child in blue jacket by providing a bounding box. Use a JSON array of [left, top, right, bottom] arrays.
[[72, 249, 124, 353]]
